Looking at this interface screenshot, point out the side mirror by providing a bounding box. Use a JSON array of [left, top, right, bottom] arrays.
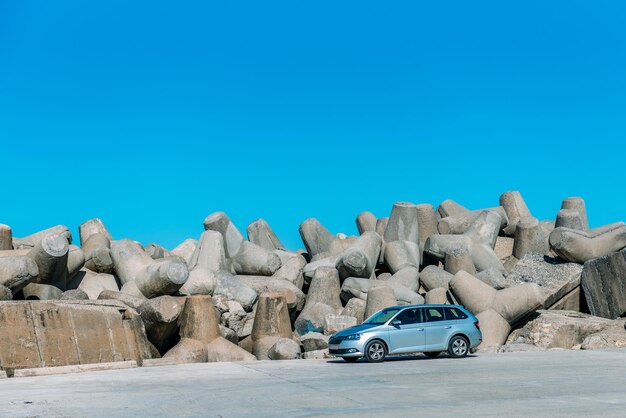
[[391, 320, 401, 326]]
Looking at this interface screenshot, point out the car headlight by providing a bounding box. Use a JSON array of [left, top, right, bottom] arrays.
[[344, 334, 362, 341]]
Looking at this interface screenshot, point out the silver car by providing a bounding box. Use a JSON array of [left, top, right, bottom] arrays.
[[328, 304, 482, 362]]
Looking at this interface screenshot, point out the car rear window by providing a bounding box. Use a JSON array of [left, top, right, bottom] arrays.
[[424, 307, 445, 322], [445, 307, 468, 320]]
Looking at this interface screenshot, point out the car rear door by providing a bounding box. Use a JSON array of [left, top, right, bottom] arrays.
[[422, 306, 455, 350], [387, 308, 425, 353]]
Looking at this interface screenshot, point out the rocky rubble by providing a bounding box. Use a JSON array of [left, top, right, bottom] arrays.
[[1, 191, 626, 372]]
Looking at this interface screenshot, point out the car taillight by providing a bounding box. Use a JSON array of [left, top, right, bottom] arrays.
[[474, 321, 480, 330]]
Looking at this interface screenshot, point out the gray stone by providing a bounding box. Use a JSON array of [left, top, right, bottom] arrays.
[[0, 285, 13, 300], [505, 310, 612, 349], [214, 271, 257, 311], [300, 332, 329, 352], [302, 348, 330, 359], [268, 338, 301, 360], [507, 253, 582, 308], [324, 315, 357, 335], [219, 325, 239, 344], [581, 248, 626, 319], [60, 289, 89, 300]]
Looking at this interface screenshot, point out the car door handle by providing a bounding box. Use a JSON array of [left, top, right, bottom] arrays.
[[444, 326, 452, 329], [416, 328, 424, 331]]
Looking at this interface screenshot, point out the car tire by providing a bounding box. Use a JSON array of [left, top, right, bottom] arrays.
[[424, 351, 441, 359], [364, 340, 387, 363], [448, 335, 469, 358], [343, 357, 359, 363]]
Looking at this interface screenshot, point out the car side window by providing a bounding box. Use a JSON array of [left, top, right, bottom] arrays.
[[444, 307, 468, 320], [424, 307, 445, 322], [394, 308, 422, 325]]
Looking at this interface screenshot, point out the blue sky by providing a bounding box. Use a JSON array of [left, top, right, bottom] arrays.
[[1, 1, 625, 249]]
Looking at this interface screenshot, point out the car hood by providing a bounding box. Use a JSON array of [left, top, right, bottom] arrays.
[[335, 323, 382, 337]]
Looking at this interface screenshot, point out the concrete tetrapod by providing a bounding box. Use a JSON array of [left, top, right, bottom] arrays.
[[180, 231, 225, 296], [500, 191, 533, 236], [110, 239, 189, 298], [204, 212, 282, 276], [356, 211, 377, 235], [449, 271, 544, 350], [335, 231, 382, 280], [236, 275, 305, 312], [560, 197, 588, 231], [245, 293, 297, 360], [383, 202, 420, 273], [425, 211, 506, 274], [139, 295, 184, 355], [0, 224, 12, 251], [79, 218, 113, 274], [0, 255, 39, 292], [437, 200, 509, 235], [341, 266, 423, 305], [74, 268, 119, 299], [247, 219, 286, 251], [294, 267, 343, 335], [512, 217, 549, 259], [549, 223, 626, 264], [170, 239, 198, 266], [299, 218, 337, 259], [164, 295, 255, 363], [419, 265, 453, 291], [13, 225, 72, 249], [416, 203, 439, 266], [364, 286, 397, 319]]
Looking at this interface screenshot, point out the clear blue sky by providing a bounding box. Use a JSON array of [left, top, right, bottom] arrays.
[[1, 1, 625, 250]]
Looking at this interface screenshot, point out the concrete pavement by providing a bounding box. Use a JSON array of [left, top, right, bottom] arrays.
[[1, 349, 626, 417]]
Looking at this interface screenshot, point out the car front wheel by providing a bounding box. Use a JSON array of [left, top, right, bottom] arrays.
[[448, 336, 469, 358], [364, 340, 387, 363]]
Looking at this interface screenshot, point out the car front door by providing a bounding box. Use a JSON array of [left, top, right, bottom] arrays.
[[387, 308, 425, 353]]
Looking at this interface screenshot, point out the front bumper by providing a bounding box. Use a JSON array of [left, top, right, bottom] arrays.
[[328, 339, 366, 357], [328, 347, 363, 357]]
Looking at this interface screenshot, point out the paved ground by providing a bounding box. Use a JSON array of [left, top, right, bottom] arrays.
[[1, 349, 626, 417]]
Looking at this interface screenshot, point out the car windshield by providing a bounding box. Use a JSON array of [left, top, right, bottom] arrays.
[[364, 307, 401, 324]]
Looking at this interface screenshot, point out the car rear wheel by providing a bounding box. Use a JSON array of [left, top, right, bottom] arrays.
[[424, 351, 441, 359], [448, 336, 469, 358], [343, 357, 359, 363], [364, 340, 387, 363]]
